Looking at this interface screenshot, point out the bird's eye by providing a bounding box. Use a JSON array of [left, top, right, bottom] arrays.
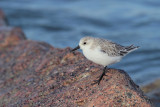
[[83, 42, 86, 45]]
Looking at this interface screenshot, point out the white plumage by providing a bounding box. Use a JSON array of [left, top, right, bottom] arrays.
[[78, 36, 139, 67], [71, 36, 139, 85]]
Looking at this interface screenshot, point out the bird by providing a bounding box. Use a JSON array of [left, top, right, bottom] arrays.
[[71, 36, 139, 85]]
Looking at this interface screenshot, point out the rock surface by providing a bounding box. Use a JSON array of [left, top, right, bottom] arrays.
[[0, 9, 8, 26], [0, 9, 152, 107], [141, 79, 160, 107]]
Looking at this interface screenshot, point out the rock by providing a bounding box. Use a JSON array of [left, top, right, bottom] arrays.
[[0, 27, 26, 49], [0, 9, 22, 49], [142, 79, 160, 93], [0, 9, 152, 106], [141, 79, 160, 107], [0, 33, 152, 107], [0, 9, 8, 26]]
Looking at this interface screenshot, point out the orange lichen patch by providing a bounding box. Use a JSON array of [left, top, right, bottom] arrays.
[[60, 53, 76, 63], [76, 98, 88, 106], [0, 27, 26, 48], [4, 35, 21, 46], [63, 78, 77, 87]]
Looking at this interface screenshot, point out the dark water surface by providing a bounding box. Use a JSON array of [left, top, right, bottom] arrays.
[[0, 0, 160, 85]]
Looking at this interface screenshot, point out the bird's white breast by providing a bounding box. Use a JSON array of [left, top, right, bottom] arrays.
[[82, 46, 122, 67]]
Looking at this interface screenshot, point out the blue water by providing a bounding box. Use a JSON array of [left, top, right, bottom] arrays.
[[0, 0, 160, 85]]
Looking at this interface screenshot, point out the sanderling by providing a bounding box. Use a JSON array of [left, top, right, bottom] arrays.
[[71, 36, 139, 85]]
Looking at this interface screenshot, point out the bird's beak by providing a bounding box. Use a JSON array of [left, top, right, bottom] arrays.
[[71, 45, 80, 52]]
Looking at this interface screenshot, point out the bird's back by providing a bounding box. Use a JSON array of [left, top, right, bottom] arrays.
[[91, 37, 139, 57]]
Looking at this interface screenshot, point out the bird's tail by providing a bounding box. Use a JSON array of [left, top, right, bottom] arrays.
[[125, 45, 140, 53]]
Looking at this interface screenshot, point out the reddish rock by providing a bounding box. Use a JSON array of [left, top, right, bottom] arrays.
[[0, 32, 152, 107], [0, 27, 26, 49], [0, 9, 152, 106], [141, 79, 160, 107], [0, 9, 8, 26]]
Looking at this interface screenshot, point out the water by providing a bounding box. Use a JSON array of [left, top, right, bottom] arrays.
[[0, 0, 160, 85]]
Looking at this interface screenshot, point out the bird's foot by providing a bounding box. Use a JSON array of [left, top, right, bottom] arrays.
[[91, 67, 108, 85], [91, 79, 101, 85]]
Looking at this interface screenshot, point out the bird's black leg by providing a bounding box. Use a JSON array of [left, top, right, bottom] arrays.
[[92, 66, 108, 85]]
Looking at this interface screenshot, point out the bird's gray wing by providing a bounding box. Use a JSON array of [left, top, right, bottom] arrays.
[[99, 39, 127, 56]]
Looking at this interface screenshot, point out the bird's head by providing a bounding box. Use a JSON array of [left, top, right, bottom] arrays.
[[71, 36, 94, 52]]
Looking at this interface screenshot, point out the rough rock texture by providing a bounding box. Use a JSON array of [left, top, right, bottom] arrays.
[[0, 9, 152, 107]]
